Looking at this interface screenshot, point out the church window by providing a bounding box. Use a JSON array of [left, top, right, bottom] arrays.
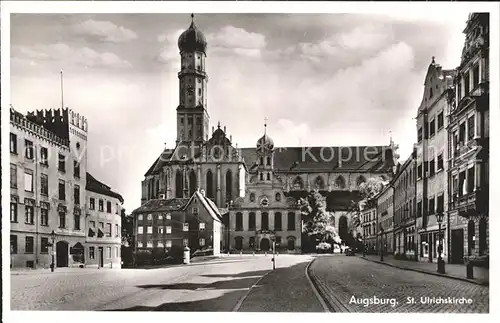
[[260, 173, 264, 181], [335, 176, 346, 189], [274, 212, 282, 231], [266, 157, 271, 165], [250, 193, 256, 202], [293, 177, 304, 190], [249, 212, 256, 230], [206, 170, 214, 199], [261, 212, 269, 230], [267, 173, 271, 180], [260, 157, 264, 165], [287, 213, 296, 231], [235, 213, 243, 231], [175, 170, 183, 198], [189, 170, 196, 196], [198, 88, 201, 96], [275, 193, 281, 201], [225, 170, 233, 202], [314, 176, 325, 190]]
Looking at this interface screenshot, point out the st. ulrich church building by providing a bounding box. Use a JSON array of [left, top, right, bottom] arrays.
[[136, 15, 398, 254]]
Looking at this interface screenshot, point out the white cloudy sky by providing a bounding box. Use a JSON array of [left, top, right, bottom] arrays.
[[10, 12, 470, 211]]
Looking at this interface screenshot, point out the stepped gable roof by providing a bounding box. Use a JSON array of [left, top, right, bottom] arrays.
[[133, 198, 190, 214], [86, 173, 124, 203], [240, 145, 393, 173]]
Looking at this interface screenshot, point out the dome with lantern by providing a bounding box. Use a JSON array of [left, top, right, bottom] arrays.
[[178, 14, 208, 54]]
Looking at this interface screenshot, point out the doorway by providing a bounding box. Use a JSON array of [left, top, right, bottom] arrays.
[[98, 247, 104, 268], [56, 241, 69, 267], [260, 238, 270, 251], [451, 229, 464, 264]]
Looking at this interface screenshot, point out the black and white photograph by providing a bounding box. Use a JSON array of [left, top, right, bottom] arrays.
[[1, 0, 497, 318]]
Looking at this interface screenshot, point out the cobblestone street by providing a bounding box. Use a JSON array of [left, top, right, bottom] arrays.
[[309, 255, 489, 313], [10, 255, 317, 311]]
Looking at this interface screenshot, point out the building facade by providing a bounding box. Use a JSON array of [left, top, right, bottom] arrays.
[[415, 57, 455, 263], [85, 173, 124, 268], [392, 151, 417, 259], [9, 106, 124, 269], [132, 189, 224, 262], [376, 184, 394, 254], [360, 206, 377, 253], [447, 13, 489, 265], [140, 16, 398, 253]]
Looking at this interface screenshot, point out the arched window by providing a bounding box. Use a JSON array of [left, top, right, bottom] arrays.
[[266, 172, 271, 180], [248, 212, 256, 230], [266, 156, 271, 165], [287, 236, 295, 250], [287, 212, 296, 231], [274, 212, 282, 231], [260, 157, 264, 165], [235, 237, 243, 250], [314, 176, 325, 190], [479, 218, 487, 256], [175, 170, 183, 198], [260, 173, 264, 181], [275, 193, 281, 201], [226, 170, 233, 202], [189, 170, 196, 196], [335, 176, 346, 189], [293, 176, 304, 190], [206, 169, 214, 199], [235, 212, 243, 231], [250, 193, 256, 202], [357, 175, 366, 187], [261, 212, 269, 231], [468, 220, 475, 256]]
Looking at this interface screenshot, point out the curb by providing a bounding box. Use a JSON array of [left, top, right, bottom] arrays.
[[306, 258, 350, 312], [359, 256, 489, 287], [305, 258, 330, 312], [232, 269, 273, 312]]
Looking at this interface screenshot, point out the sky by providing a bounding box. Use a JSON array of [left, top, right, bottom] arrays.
[[10, 12, 470, 212]]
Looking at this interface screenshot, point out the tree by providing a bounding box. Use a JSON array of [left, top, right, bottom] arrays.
[[121, 208, 134, 247], [347, 177, 386, 231], [300, 190, 338, 244]]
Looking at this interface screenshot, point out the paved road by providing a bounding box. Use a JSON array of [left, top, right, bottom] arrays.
[[309, 255, 489, 313], [10, 255, 321, 311]]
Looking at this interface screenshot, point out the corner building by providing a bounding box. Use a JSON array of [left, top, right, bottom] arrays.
[[447, 13, 489, 265], [9, 106, 124, 269], [141, 16, 399, 254]]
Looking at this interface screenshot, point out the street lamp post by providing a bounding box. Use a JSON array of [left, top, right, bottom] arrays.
[[271, 236, 276, 270], [436, 213, 446, 274], [363, 234, 366, 257], [50, 230, 56, 272], [380, 228, 384, 262]]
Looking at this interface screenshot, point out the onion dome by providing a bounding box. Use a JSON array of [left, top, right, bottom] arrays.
[[257, 133, 274, 151], [178, 14, 207, 54]]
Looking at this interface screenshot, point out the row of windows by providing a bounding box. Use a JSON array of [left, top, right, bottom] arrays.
[[416, 154, 444, 179], [292, 175, 361, 190], [88, 221, 120, 238], [362, 210, 376, 223], [10, 133, 80, 177], [10, 164, 81, 203], [138, 239, 195, 248], [10, 235, 49, 254], [452, 114, 476, 152], [457, 63, 481, 100], [363, 223, 378, 237], [417, 111, 444, 142], [249, 192, 281, 203], [137, 223, 204, 235], [233, 236, 296, 250], [89, 197, 119, 214], [138, 213, 172, 221], [452, 166, 476, 197], [10, 202, 81, 229], [235, 212, 296, 231]]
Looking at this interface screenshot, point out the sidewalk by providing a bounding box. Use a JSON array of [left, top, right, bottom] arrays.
[[360, 254, 489, 286]]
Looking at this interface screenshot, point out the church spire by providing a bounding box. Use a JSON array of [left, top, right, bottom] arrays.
[[264, 117, 268, 135]]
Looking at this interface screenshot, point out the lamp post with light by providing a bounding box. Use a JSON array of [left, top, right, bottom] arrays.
[[50, 230, 56, 272], [436, 213, 446, 274], [380, 227, 384, 262]]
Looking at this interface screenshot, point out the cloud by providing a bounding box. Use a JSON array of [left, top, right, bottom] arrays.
[[208, 26, 267, 58], [73, 19, 138, 43], [12, 43, 133, 69], [157, 29, 184, 66]]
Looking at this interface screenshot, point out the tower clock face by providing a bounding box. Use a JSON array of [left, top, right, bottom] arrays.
[[187, 87, 194, 95]]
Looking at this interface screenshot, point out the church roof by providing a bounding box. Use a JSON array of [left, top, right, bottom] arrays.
[[132, 197, 190, 214], [178, 14, 207, 54], [240, 145, 394, 173]]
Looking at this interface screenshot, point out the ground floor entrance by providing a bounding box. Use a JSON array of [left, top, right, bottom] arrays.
[[451, 229, 464, 264], [56, 241, 69, 267]]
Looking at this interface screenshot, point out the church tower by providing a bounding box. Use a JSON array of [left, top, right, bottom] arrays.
[[256, 120, 275, 183], [176, 14, 210, 144]]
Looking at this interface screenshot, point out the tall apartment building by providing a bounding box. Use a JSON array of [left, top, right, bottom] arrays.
[[392, 150, 417, 259], [415, 57, 455, 263], [447, 13, 489, 265], [9, 106, 124, 269], [376, 184, 394, 254]]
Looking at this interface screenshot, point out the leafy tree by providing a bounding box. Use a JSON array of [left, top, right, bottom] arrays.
[[347, 177, 386, 231], [121, 208, 134, 247], [300, 190, 338, 244]]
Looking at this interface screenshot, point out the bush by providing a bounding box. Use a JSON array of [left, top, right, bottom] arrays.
[[316, 242, 332, 253]]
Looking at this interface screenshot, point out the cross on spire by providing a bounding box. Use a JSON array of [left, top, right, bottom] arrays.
[[432, 56, 435, 64], [217, 121, 221, 129], [264, 117, 268, 135], [191, 13, 194, 22]]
